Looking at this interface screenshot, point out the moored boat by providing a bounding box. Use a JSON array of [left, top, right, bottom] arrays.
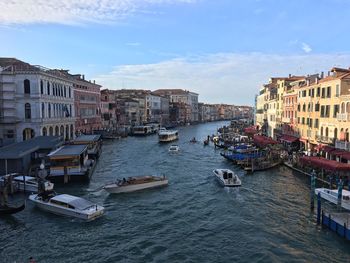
[[213, 169, 241, 187], [103, 175, 168, 194], [315, 188, 350, 211], [13, 176, 54, 193], [29, 192, 104, 221], [159, 129, 179, 143], [0, 203, 25, 215]]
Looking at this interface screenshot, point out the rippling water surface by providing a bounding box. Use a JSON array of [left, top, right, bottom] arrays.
[[1, 121, 350, 262]]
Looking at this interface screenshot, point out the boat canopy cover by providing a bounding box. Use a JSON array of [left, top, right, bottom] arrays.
[[51, 194, 95, 210], [253, 135, 279, 148], [320, 145, 336, 153], [244, 126, 258, 135], [330, 149, 350, 161], [300, 156, 350, 172]]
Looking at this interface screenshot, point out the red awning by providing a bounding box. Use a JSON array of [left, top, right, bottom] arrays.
[[300, 156, 350, 172], [244, 126, 258, 135], [331, 149, 350, 161], [280, 135, 299, 143], [253, 135, 279, 148], [321, 145, 336, 153]]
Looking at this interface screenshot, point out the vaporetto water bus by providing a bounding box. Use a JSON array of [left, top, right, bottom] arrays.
[[158, 129, 179, 142]]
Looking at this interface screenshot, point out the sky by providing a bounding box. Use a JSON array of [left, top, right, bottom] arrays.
[[1, 0, 350, 105]]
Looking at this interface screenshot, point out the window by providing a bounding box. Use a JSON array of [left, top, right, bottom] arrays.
[[48, 103, 51, 118], [336, 84, 340, 97], [25, 103, 31, 119], [317, 87, 320, 97], [321, 88, 325, 98], [302, 117, 305, 124], [309, 119, 313, 128], [320, 106, 325, 117], [69, 87, 71, 98], [42, 103, 45, 118], [315, 103, 320, 111], [326, 86, 331, 98], [47, 82, 50, 95], [24, 79, 30, 94], [297, 104, 301, 112], [325, 105, 330, 117], [40, 80, 44, 94], [297, 117, 300, 124], [333, 105, 339, 117], [302, 104, 306, 112], [64, 86, 66, 97], [314, 119, 319, 128]]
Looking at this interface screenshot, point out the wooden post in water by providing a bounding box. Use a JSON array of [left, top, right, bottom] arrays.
[[337, 178, 343, 210], [64, 166, 68, 184], [310, 170, 316, 210], [317, 192, 321, 225]]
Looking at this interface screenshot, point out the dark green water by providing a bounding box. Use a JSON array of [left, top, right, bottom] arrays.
[[1, 121, 350, 262]]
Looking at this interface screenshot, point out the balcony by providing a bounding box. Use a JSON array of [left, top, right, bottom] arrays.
[[282, 117, 291, 123], [337, 113, 350, 121], [316, 135, 334, 144], [335, 140, 350, 151]]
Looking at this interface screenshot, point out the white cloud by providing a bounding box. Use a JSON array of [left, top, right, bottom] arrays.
[[126, 42, 141, 46], [94, 52, 350, 105], [0, 0, 195, 25], [302, 42, 312, 53]]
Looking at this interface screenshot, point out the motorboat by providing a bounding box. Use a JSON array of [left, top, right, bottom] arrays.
[[29, 193, 104, 221], [315, 188, 350, 211], [13, 176, 54, 193], [159, 129, 179, 142], [103, 175, 168, 194], [213, 169, 241, 187], [169, 145, 180, 152]]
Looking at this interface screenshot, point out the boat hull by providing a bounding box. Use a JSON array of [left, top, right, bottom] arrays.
[[315, 188, 350, 210], [213, 169, 241, 187], [29, 195, 104, 221], [104, 180, 168, 194]]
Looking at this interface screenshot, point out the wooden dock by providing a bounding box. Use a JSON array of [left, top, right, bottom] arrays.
[[322, 211, 350, 241], [283, 161, 330, 185]]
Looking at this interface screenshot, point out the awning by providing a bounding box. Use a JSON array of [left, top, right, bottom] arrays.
[[244, 126, 258, 135], [300, 156, 350, 172], [253, 135, 279, 148], [280, 135, 299, 143], [321, 145, 336, 153], [331, 149, 350, 161]]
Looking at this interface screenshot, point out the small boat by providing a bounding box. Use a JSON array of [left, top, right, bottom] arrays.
[[0, 203, 25, 215], [13, 176, 54, 193], [103, 175, 168, 194], [169, 145, 180, 152], [203, 140, 209, 146], [315, 188, 350, 211], [213, 169, 241, 187], [29, 192, 104, 221], [244, 158, 281, 172]]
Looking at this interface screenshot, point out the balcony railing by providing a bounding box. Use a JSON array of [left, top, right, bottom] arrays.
[[316, 135, 334, 144], [282, 117, 291, 123], [335, 140, 350, 151], [336, 113, 350, 121]]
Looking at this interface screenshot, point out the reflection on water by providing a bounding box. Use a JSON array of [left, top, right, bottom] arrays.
[[1, 121, 350, 262]]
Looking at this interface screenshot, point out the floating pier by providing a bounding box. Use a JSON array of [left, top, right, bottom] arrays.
[[321, 211, 350, 241]]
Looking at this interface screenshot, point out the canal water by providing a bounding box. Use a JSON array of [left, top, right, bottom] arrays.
[[1, 121, 350, 262]]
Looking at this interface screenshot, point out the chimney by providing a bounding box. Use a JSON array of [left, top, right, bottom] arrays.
[[288, 74, 291, 78], [320, 71, 324, 79], [93, 80, 95, 84], [82, 74, 85, 80], [306, 79, 310, 86]]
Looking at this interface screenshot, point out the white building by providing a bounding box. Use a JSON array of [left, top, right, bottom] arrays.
[[0, 58, 75, 145]]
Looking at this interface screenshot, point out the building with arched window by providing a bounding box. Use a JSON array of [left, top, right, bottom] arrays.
[[0, 58, 76, 144]]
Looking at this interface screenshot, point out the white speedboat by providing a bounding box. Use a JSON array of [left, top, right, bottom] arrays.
[[169, 145, 180, 152], [13, 176, 54, 193], [103, 175, 168, 194], [315, 188, 350, 211], [159, 129, 179, 142], [29, 193, 104, 221], [213, 169, 241, 187]]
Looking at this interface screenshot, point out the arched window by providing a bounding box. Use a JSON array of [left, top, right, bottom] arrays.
[[64, 86, 66, 97], [49, 127, 53, 136], [69, 105, 72, 117], [47, 82, 50, 95], [55, 126, 59, 136], [42, 127, 47, 136], [69, 87, 71, 98], [70, 124, 74, 139], [23, 128, 34, 141], [25, 103, 31, 119], [321, 127, 323, 136], [40, 80, 44, 94], [48, 103, 51, 118], [334, 128, 338, 140], [42, 103, 45, 118], [325, 127, 329, 137], [24, 79, 30, 94]]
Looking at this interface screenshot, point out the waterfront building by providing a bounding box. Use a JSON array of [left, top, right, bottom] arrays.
[[100, 89, 117, 131], [146, 93, 169, 125], [153, 89, 199, 123], [0, 58, 75, 145]]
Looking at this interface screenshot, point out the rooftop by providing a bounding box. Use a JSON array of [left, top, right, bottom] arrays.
[[0, 136, 63, 159], [48, 144, 87, 158]]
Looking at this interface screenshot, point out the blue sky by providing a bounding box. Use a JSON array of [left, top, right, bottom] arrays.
[[1, 0, 350, 105]]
